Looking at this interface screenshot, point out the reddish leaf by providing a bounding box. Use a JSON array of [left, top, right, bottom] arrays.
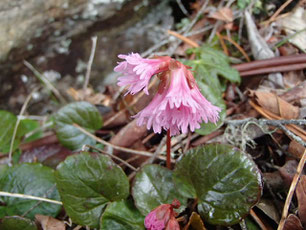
[[20, 140, 73, 168], [283, 214, 303, 230]]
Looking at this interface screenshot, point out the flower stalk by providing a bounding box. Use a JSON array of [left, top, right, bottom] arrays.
[[166, 129, 171, 169]]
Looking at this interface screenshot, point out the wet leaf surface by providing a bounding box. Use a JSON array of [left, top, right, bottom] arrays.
[[55, 152, 129, 228], [54, 101, 103, 150], [132, 164, 187, 215], [174, 144, 262, 225], [0, 216, 37, 230], [0, 164, 61, 219], [100, 199, 145, 230]]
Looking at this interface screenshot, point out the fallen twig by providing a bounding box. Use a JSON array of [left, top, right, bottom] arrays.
[[73, 123, 168, 161], [225, 118, 306, 126], [83, 144, 137, 171], [233, 54, 306, 72], [24, 61, 66, 103], [8, 88, 38, 166], [167, 30, 199, 48], [239, 63, 306, 77], [83, 36, 97, 94], [226, 118, 306, 147], [277, 148, 306, 230], [249, 101, 306, 146], [264, 0, 294, 26]]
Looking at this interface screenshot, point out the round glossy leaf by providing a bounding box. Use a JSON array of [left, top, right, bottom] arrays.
[[174, 144, 262, 225], [54, 101, 103, 150], [100, 200, 145, 230], [0, 216, 37, 230], [132, 164, 187, 215], [0, 164, 61, 219], [55, 152, 129, 228]]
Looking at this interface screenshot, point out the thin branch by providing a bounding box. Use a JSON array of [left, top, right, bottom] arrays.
[[147, 136, 167, 164], [167, 30, 199, 48], [233, 54, 306, 72], [8, 88, 38, 166], [24, 61, 66, 103], [265, 0, 294, 25], [239, 63, 306, 76], [225, 118, 306, 147], [277, 148, 306, 230], [0, 191, 62, 205], [83, 36, 98, 93], [176, 0, 189, 16], [278, 124, 306, 147], [225, 118, 306, 126], [83, 144, 137, 171], [73, 123, 168, 161]]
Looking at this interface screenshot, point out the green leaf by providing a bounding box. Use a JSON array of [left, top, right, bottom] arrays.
[[132, 164, 187, 215], [100, 200, 145, 230], [195, 81, 226, 135], [188, 45, 240, 84], [21, 119, 42, 143], [0, 110, 25, 153], [0, 164, 61, 219], [183, 49, 239, 135], [173, 144, 262, 225], [54, 101, 103, 150], [0, 216, 37, 230], [55, 152, 129, 228]]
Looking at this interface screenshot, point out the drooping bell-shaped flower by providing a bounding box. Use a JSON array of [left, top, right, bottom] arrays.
[[144, 199, 180, 230], [114, 53, 170, 95], [133, 59, 221, 136], [115, 53, 221, 135]]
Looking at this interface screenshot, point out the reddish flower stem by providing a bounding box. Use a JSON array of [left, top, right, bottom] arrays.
[[239, 63, 306, 77], [232, 54, 306, 72], [166, 130, 171, 169]]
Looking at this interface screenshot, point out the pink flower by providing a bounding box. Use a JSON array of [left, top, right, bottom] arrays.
[[114, 53, 170, 95], [144, 199, 180, 230], [165, 216, 180, 230], [133, 60, 221, 136]]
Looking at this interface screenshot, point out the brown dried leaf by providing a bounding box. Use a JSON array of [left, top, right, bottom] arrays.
[[209, 7, 233, 23], [288, 140, 305, 159], [280, 81, 306, 103], [256, 199, 280, 223], [279, 7, 306, 52], [283, 214, 303, 230], [35, 215, 65, 230], [253, 91, 299, 119], [110, 119, 147, 149], [184, 212, 206, 230], [67, 87, 110, 105], [296, 175, 306, 225]]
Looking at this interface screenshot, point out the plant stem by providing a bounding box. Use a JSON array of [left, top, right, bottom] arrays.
[[167, 130, 171, 169], [0, 191, 62, 205]]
